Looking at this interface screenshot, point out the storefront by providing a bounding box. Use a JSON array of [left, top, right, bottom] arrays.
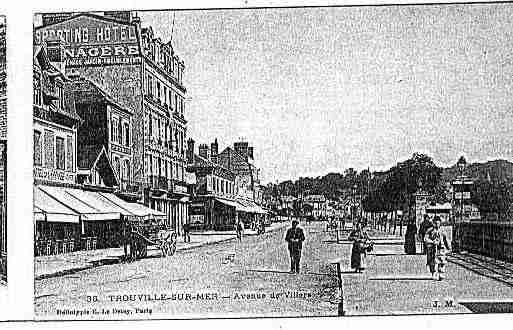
[[236, 198, 268, 227], [34, 185, 164, 256], [188, 196, 237, 231]]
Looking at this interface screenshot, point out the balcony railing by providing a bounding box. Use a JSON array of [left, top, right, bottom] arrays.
[[147, 175, 170, 191], [119, 179, 140, 195]]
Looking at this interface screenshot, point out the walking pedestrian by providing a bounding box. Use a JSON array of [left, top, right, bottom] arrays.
[[349, 222, 372, 273], [404, 219, 417, 255], [235, 220, 244, 242], [418, 214, 433, 254], [182, 222, 191, 243], [424, 216, 451, 281], [285, 219, 305, 274]]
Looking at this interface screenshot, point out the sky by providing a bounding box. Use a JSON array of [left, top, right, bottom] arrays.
[[140, 4, 513, 183]]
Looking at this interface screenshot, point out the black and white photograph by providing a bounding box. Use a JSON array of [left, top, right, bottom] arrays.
[[32, 4, 513, 320]]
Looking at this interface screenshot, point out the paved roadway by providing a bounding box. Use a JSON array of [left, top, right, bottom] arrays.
[[35, 222, 343, 320], [35, 222, 513, 319]]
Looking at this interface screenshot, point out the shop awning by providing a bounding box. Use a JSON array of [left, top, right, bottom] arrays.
[[33, 187, 80, 223], [236, 199, 267, 214], [214, 198, 238, 209], [38, 185, 120, 221], [99, 192, 166, 219]]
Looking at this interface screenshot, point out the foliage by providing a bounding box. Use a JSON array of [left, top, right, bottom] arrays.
[[472, 179, 513, 215]]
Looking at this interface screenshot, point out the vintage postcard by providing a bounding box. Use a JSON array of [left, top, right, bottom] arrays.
[[33, 4, 513, 320]]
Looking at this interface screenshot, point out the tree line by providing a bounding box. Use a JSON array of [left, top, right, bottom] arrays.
[[263, 153, 513, 219]]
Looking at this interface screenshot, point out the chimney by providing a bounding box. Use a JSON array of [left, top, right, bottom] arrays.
[[186, 138, 195, 164], [248, 146, 254, 160], [211, 138, 219, 163], [234, 141, 249, 161], [198, 144, 210, 160]]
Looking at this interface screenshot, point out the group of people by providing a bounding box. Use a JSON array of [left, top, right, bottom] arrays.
[[284, 218, 372, 274], [405, 214, 451, 280]]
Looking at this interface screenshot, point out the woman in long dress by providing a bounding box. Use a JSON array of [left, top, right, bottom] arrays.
[[349, 222, 371, 272], [404, 219, 417, 255]]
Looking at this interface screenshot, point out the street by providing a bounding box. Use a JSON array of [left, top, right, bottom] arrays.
[[35, 222, 513, 319], [35, 222, 342, 319]]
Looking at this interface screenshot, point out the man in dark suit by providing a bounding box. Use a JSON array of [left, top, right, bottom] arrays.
[[285, 220, 306, 274]]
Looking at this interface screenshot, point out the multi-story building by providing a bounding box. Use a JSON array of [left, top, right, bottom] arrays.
[[141, 26, 188, 235], [35, 12, 190, 235], [33, 42, 83, 254], [0, 18, 6, 281], [34, 40, 166, 256], [186, 139, 237, 230], [216, 141, 266, 225], [65, 75, 138, 200]]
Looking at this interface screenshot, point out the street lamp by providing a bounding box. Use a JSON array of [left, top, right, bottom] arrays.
[[455, 156, 467, 252], [352, 184, 357, 225]]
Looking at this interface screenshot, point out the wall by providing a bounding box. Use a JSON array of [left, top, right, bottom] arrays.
[[455, 221, 513, 262]]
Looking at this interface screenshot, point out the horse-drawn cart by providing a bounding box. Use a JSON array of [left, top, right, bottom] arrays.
[[124, 217, 178, 261]]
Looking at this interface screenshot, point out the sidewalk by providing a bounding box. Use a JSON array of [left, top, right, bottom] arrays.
[[35, 222, 288, 280], [339, 233, 513, 315]]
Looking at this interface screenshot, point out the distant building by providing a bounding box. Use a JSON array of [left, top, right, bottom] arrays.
[[216, 141, 266, 225], [186, 139, 237, 230], [304, 194, 327, 218]]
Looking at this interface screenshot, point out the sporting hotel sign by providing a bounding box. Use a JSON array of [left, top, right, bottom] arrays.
[[34, 15, 141, 67]]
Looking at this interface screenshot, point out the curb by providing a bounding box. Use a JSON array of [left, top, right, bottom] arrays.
[[35, 223, 287, 281]]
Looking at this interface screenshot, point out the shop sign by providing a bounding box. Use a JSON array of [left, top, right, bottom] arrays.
[[34, 166, 76, 183], [191, 215, 204, 223], [35, 15, 140, 67], [190, 203, 204, 215]]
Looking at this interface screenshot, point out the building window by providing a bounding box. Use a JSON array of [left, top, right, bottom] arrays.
[[55, 136, 65, 170], [66, 135, 73, 171], [174, 94, 178, 113], [43, 130, 55, 169], [148, 114, 153, 136], [113, 157, 120, 179], [123, 159, 130, 181], [169, 90, 173, 110], [124, 123, 130, 146], [117, 119, 122, 144], [156, 81, 161, 101], [146, 75, 152, 96], [33, 72, 42, 106], [57, 84, 64, 110], [112, 117, 119, 144], [34, 130, 42, 166]]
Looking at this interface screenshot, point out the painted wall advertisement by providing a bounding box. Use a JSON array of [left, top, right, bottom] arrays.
[[34, 15, 141, 67]]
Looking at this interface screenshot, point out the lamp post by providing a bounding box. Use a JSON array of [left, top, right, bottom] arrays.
[[455, 156, 467, 252], [352, 184, 357, 225]]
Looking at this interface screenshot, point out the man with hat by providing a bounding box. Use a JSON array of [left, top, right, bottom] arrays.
[[285, 219, 306, 274]]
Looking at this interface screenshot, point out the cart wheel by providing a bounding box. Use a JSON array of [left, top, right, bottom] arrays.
[[169, 242, 176, 256], [160, 243, 167, 257]]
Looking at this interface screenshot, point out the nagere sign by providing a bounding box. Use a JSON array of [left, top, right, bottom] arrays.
[[34, 15, 141, 67]]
